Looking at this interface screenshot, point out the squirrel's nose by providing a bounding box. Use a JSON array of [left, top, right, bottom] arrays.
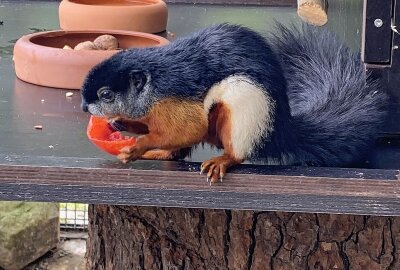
[[81, 101, 89, 112]]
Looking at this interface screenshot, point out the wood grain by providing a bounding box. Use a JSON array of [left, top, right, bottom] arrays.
[[0, 163, 399, 215]]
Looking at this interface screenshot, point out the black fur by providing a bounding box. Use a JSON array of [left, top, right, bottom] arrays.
[[81, 23, 388, 167], [268, 24, 388, 166]]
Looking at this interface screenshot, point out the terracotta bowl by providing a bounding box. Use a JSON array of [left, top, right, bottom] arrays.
[[59, 0, 168, 34], [13, 30, 169, 89]]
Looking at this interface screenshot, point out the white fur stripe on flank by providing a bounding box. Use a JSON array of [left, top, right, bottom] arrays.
[[204, 75, 275, 159]]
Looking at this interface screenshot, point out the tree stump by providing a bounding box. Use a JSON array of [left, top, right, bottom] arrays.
[[297, 0, 328, 26], [86, 205, 400, 269]]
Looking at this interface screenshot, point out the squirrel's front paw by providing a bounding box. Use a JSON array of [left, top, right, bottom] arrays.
[[117, 146, 146, 163]]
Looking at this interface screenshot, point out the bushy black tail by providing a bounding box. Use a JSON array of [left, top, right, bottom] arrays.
[[271, 23, 388, 166]]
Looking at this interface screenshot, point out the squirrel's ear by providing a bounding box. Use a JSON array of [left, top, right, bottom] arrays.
[[129, 70, 147, 91]]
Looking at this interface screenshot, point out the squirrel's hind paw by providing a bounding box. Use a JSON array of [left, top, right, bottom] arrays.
[[200, 155, 242, 184]]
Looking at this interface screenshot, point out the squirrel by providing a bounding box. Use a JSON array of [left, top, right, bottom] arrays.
[[80, 23, 388, 183]]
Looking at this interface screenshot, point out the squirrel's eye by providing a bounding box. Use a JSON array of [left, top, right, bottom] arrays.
[[97, 87, 115, 102]]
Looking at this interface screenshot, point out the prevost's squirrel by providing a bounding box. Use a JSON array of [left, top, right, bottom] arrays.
[[80, 23, 388, 183]]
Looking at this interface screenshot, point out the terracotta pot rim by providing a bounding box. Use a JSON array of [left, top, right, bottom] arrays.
[[59, 0, 168, 33], [65, 0, 161, 7], [22, 29, 169, 53]]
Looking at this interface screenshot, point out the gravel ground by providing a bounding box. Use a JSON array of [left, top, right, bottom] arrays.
[[23, 238, 86, 270]]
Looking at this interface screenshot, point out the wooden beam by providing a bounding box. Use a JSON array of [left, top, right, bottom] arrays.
[[297, 0, 328, 26], [0, 161, 400, 216]]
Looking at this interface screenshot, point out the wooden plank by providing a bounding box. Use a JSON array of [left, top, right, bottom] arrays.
[[165, 0, 296, 6], [0, 162, 400, 216], [0, 154, 397, 180]]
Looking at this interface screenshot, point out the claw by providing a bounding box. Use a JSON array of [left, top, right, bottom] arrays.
[[200, 155, 241, 185], [219, 172, 224, 182]]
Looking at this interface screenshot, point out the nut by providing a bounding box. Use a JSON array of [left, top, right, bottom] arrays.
[[93, 35, 119, 50], [74, 41, 98, 51]]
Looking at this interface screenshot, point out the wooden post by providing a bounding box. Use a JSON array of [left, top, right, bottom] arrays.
[[297, 0, 328, 26], [86, 205, 400, 269]]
